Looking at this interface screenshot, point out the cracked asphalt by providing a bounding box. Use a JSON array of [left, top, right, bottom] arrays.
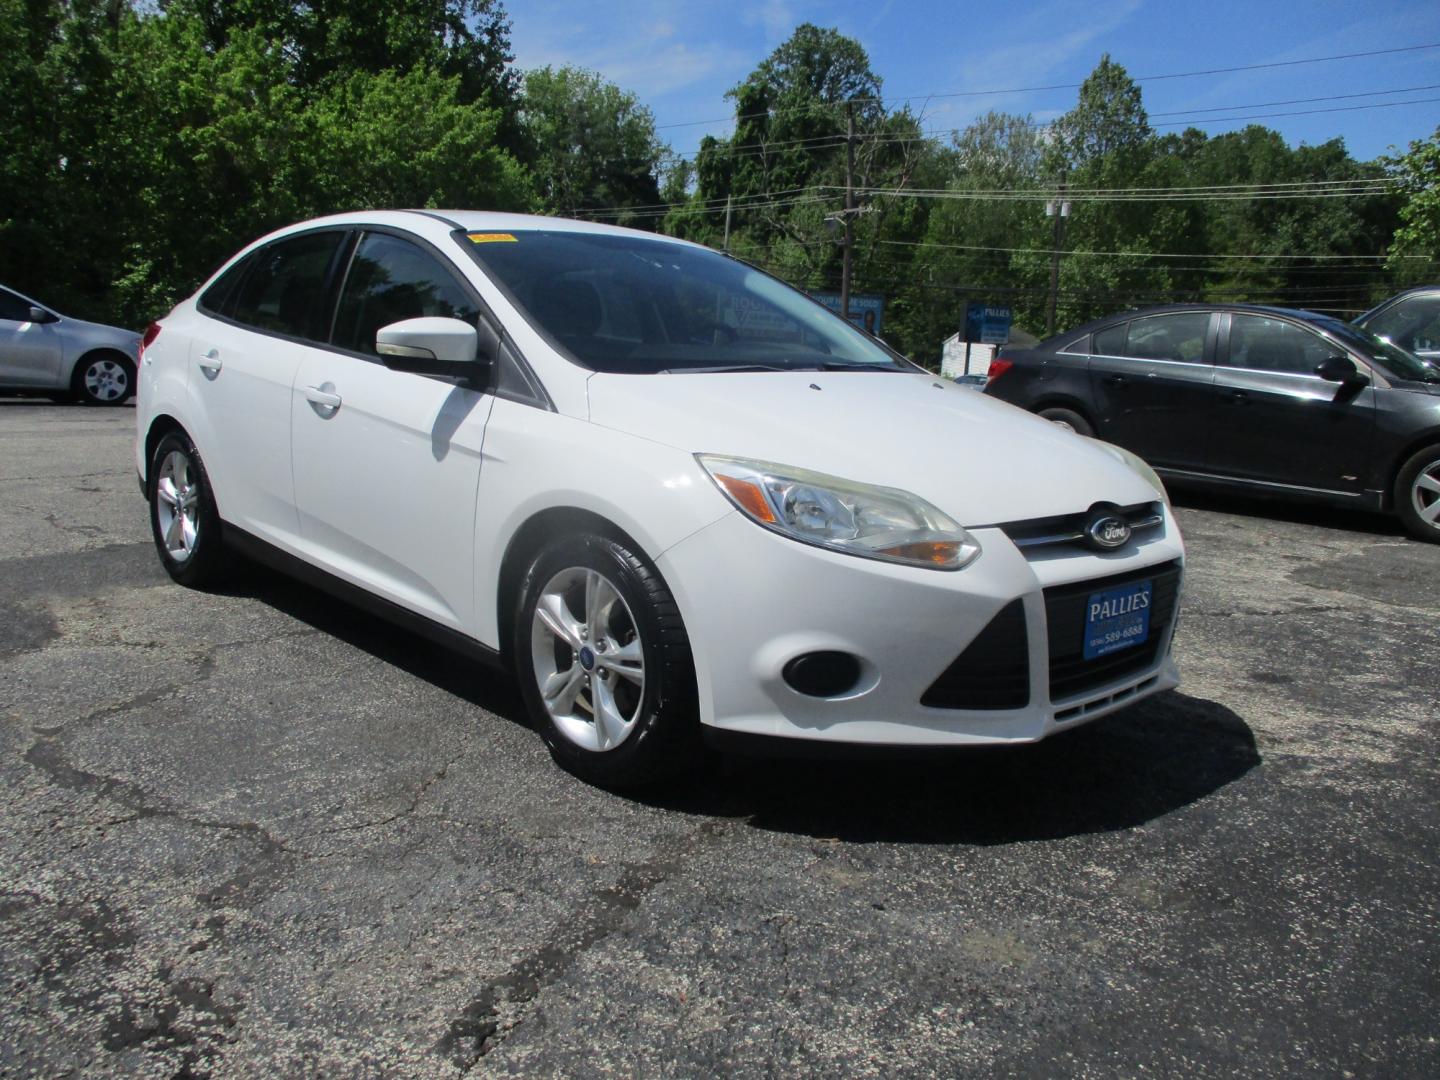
[[1, 400, 1437, 1077]]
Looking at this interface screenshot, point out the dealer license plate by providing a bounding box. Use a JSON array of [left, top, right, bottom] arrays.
[[1083, 580, 1153, 661]]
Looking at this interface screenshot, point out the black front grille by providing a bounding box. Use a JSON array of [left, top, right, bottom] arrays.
[[999, 501, 1163, 552], [1045, 560, 1182, 702], [921, 599, 1030, 710]]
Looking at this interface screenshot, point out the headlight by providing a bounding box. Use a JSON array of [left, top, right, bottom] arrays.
[[1087, 439, 1169, 506], [697, 455, 980, 570]]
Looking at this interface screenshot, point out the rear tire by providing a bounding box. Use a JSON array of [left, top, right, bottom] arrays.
[[72, 351, 134, 406], [1037, 406, 1093, 436], [1395, 444, 1440, 544], [149, 432, 230, 586], [514, 532, 700, 789]]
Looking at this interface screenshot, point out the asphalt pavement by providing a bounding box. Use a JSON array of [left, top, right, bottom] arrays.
[[1, 400, 1436, 1077]]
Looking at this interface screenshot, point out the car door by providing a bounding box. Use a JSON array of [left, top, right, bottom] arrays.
[[0, 288, 63, 387], [1086, 310, 1217, 470], [185, 229, 350, 548], [289, 228, 496, 632], [1207, 312, 1377, 494]]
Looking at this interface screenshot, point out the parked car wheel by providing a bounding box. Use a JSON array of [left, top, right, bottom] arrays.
[[1037, 406, 1093, 436], [148, 432, 229, 586], [1396, 444, 1440, 543], [515, 532, 699, 788], [72, 351, 134, 405]]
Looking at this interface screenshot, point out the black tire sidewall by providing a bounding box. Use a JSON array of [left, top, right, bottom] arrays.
[[1395, 445, 1440, 543], [513, 532, 698, 788], [1038, 406, 1093, 437], [149, 433, 226, 585], [73, 353, 135, 406]]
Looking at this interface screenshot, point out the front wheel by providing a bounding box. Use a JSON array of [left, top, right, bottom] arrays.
[[514, 532, 700, 788], [1395, 444, 1440, 543], [149, 432, 230, 586]]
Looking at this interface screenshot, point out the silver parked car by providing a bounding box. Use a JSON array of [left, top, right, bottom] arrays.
[[0, 285, 140, 404]]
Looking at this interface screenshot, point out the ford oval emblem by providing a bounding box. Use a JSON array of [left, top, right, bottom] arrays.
[[1085, 512, 1132, 551]]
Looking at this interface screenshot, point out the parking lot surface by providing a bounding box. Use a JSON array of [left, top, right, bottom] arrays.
[[1, 401, 1437, 1077]]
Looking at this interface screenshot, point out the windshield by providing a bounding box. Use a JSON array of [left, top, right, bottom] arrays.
[[461, 230, 908, 374], [1313, 317, 1439, 383]]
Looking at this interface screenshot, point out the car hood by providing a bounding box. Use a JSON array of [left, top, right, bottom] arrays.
[[586, 370, 1161, 526]]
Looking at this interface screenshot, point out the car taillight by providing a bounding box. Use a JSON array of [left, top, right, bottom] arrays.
[[986, 358, 1014, 383], [139, 322, 161, 360]]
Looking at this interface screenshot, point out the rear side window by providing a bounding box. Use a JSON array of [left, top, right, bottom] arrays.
[[1225, 314, 1334, 375], [199, 255, 253, 317], [1125, 312, 1209, 363], [230, 231, 346, 341], [1093, 323, 1127, 356], [333, 232, 480, 356]]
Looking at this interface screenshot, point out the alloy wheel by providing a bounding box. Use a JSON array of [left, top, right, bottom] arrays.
[[529, 567, 646, 752], [155, 450, 200, 560], [1413, 461, 1440, 528]]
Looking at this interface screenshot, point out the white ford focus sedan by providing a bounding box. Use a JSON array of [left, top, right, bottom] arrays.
[[136, 211, 1183, 787]]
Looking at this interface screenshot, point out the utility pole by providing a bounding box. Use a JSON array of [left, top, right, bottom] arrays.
[[722, 193, 733, 252], [1045, 174, 1069, 337], [841, 101, 856, 321]]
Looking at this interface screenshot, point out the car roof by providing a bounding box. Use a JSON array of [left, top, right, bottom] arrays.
[[277, 208, 694, 245], [1039, 302, 1342, 349]]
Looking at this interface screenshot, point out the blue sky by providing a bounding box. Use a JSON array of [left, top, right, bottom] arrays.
[[506, 0, 1440, 163]]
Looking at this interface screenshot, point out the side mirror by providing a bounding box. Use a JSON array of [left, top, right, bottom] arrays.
[[376, 317, 491, 381], [1315, 355, 1366, 385], [27, 306, 55, 324]]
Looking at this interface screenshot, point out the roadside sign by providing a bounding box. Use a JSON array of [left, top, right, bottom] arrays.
[[811, 292, 885, 336], [964, 302, 1012, 345]]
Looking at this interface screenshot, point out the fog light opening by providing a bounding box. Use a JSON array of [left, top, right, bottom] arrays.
[[782, 651, 863, 698]]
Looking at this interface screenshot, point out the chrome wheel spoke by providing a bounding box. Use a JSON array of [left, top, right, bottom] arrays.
[[592, 675, 629, 750], [157, 477, 180, 508], [536, 593, 583, 649], [585, 571, 618, 638], [163, 511, 183, 552], [543, 665, 585, 714], [179, 512, 198, 551], [1422, 498, 1440, 525], [602, 638, 644, 686], [1417, 472, 1440, 497]]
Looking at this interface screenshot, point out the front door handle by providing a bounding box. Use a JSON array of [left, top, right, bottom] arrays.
[[304, 384, 342, 417], [197, 349, 222, 379], [1223, 389, 1248, 405], [1102, 375, 1127, 387]]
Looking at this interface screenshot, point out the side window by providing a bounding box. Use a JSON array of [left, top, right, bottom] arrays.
[[1093, 323, 1127, 356], [333, 232, 480, 356], [199, 255, 254, 318], [230, 231, 345, 341], [1226, 314, 1334, 376], [1366, 295, 1440, 354], [0, 289, 32, 322], [1125, 312, 1209, 363], [1058, 334, 1089, 354]]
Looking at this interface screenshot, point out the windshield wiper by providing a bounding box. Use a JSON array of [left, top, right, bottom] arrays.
[[814, 361, 903, 372], [658, 363, 793, 374]]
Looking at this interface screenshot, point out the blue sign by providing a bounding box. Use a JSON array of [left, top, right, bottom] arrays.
[[1083, 580, 1153, 660], [964, 302, 1013, 345], [811, 292, 884, 336]]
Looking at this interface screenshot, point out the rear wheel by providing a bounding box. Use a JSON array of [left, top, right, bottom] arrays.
[[514, 532, 700, 789], [1037, 406, 1093, 436], [72, 351, 134, 405], [1395, 444, 1440, 544], [149, 432, 229, 586]]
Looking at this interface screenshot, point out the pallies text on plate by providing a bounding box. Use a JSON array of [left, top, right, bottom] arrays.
[[1089, 592, 1151, 621]]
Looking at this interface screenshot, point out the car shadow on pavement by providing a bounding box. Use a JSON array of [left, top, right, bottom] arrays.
[[652, 692, 1259, 846], [226, 566, 1258, 847], [1171, 486, 1406, 538]]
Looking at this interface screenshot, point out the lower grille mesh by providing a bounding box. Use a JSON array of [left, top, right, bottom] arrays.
[[921, 599, 1030, 710]]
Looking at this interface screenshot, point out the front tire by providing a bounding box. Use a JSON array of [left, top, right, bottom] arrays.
[[1395, 444, 1440, 543], [149, 432, 229, 586], [72, 351, 134, 406], [514, 532, 700, 789]]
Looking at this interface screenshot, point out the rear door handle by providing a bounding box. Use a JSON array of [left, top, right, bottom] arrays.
[[304, 384, 342, 416], [197, 349, 222, 379], [1224, 389, 1248, 405], [1102, 375, 1127, 387]]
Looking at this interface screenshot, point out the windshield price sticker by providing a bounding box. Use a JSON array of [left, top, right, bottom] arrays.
[[1083, 580, 1153, 660]]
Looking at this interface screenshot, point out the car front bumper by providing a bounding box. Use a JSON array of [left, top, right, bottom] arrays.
[[656, 507, 1184, 747]]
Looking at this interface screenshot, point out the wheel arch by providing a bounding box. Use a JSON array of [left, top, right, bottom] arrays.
[[1029, 394, 1096, 427], [494, 506, 651, 668]]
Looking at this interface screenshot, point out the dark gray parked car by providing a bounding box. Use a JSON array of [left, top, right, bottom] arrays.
[[0, 286, 139, 404], [984, 303, 1440, 543], [1357, 285, 1440, 365]]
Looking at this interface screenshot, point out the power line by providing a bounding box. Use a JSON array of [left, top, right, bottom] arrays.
[[652, 42, 1440, 133]]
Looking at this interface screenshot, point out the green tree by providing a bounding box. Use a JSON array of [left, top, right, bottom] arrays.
[[1385, 124, 1440, 277], [519, 66, 665, 223]]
